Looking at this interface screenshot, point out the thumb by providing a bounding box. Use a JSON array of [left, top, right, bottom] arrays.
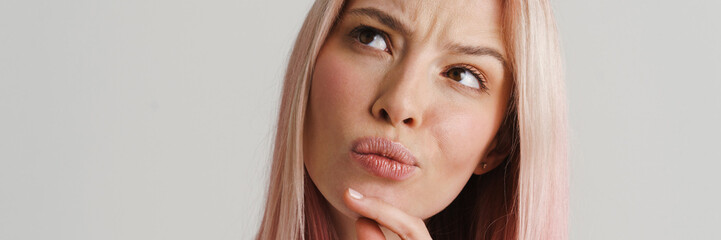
[[356, 217, 386, 240]]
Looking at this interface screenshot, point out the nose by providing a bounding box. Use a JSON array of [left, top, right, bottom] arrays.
[[371, 61, 429, 128]]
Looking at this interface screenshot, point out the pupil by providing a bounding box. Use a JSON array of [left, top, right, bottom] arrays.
[[449, 68, 463, 81], [359, 30, 375, 44]]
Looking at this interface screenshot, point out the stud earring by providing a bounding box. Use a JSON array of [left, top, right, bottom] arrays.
[[482, 162, 487, 169]]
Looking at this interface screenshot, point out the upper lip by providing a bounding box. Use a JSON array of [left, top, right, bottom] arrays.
[[351, 137, 418, 166]]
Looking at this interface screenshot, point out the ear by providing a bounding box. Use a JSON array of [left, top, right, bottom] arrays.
[[473, 138, 510, 175]]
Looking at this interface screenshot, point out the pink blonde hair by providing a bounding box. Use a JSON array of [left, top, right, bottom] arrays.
[[256, 0, 568, 239]]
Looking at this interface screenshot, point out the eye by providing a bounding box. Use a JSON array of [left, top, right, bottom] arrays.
[[352, 26, 389, 52], [444, 66, 487, 90]]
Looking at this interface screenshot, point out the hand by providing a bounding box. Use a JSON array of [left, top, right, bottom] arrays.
[[343, 188, 433, 240]]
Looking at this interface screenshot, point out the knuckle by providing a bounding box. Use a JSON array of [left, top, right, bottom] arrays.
[[414, 218, 426, 227], [404, 219, 429, 240], [367, 209, 381, 221], [398, 224, 415, 238]]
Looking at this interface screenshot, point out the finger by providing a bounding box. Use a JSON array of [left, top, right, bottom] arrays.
[[356, 217, 385, 240], [344, 188, 431, 240]]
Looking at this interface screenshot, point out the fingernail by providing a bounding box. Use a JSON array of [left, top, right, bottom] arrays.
[[348, 188, 363, 199]]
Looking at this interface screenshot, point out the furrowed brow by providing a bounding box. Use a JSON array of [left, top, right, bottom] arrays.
[[347, 7, 411, 36]]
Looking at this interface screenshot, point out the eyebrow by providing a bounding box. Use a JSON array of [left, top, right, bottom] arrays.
[[446, 44, 508, 69], [346, 7, 508, 69], [347, 7, 411, 36]]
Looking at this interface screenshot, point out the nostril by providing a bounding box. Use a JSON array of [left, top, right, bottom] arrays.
[[380, 109, 390, 122], [403, 118, 413, 125]]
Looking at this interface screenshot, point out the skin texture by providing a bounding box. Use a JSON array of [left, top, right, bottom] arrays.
[[303, 0, 511, 238]]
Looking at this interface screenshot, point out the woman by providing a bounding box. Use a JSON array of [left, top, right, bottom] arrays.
[[257, 0, 568, 239]]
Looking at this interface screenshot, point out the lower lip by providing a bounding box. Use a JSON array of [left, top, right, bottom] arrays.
[[350, 151, 417, 181]]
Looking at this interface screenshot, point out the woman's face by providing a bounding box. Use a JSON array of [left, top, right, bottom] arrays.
[[304, 0, 511, 220]]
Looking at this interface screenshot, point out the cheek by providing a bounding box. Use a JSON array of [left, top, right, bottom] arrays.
[[305, 41, 376, 172], [410, 108, 496, 218], [431, 107, 495, 178], [310, 48, 369, 123]]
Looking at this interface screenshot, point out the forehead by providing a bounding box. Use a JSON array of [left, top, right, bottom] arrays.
[[343, 0, 504, 49]]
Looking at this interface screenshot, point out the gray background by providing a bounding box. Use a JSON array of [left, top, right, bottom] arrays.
[[1, 0, 719, 239]]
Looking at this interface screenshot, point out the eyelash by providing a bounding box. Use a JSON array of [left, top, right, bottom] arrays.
[[348, 25, 489, 94], [443, 64, 490, 93], [348, 25, 392, 53]]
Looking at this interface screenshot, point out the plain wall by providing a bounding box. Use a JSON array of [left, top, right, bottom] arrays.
[[1, 0, 719, 239]]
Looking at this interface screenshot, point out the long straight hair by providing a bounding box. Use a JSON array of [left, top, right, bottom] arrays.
[[256, 0, 568, 239]]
